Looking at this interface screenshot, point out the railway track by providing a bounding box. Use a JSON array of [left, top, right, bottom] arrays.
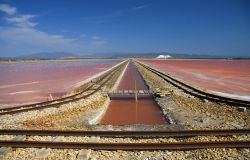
[[135, 60, 250, 107], [0, 60, 128, 115], [0, 128, 249, 137], [0, 129, 249, 150], [0, 59, 249, 151], [0, 141, 248, 150]]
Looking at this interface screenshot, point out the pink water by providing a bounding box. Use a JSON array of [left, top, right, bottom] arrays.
[[140, 59, 250, 100], [0, 59, 121, 105], [100, 61, 166, 125]]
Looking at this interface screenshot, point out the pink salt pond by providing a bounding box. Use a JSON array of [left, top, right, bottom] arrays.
[[140, 59, 250, 101], [0, 59, 121, 105]]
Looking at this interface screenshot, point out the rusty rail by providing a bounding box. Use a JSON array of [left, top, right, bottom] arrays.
[[0, 141, 250, 150], [0, 128, 249, 137], [0, 140, 249, 150], [0, 129, 249, 150]]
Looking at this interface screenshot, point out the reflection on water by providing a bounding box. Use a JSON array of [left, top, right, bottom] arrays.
[[100, 61, 166, 125], [100, 99, 166, 125]]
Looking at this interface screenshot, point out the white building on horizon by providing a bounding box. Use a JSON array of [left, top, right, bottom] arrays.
[[156, 55, 172, 59]]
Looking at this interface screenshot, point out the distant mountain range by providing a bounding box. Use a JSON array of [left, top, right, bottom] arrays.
[[0, 52, 249, 60], [0, 52, 80, 60]]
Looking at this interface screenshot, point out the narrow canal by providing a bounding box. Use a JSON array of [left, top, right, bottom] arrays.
[[100, 61, 166, 125]]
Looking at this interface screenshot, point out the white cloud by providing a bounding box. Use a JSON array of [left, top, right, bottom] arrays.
[[91, 40, 106, 45], [90, 36, 106, 47], [0, 3, 17, 15], [132, 5, 148, 10], [0, 3, 107, 56], [91, 36, 101, 40], [61, 29, 77, 34], [5, 14, 38, 27], [61, 29, 69, 33], [0, 27, 84, 55], [80, 34, 87, 38], [0, 26, 107, 55]]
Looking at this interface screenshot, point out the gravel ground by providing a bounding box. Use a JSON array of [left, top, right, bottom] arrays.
[[1, 146, 249, 160], [0, 93, 107, 130], [91, 148, 250, 160], [0, 134, 249, 160]]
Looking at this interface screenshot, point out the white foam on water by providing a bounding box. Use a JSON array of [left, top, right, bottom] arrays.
[[9, 90, 37, 95], [209, 91, 250, 101], [0, 81, 39, 89], [192, 73, 209, 80]]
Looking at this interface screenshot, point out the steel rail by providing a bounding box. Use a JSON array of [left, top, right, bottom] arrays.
[[0, 140, 249, 150], [135, 61, 250, 107], [0, 61, 128, 115], [0, 60, 127, 113], [0, 129, 249, 137]]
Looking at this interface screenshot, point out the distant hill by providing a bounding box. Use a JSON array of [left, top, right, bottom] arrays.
[[20, 52, 79, 59], [100, 52, 220, 59], [0, 52, 249, 60]]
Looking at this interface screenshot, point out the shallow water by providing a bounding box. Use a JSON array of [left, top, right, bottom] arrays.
[[141, 59, 250, 100], [0, 59, 121, 104], [100, 61, 166, 125]]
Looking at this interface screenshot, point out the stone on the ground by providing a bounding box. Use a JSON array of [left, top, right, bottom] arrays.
[[89, 136, 100, 142], [238, 107, 246, 112], [13, 135, 26, 141], [203, 99, 209, 103], [77, 149, 91, 160], [52, 137, 61, 142], [36, 148, 51, 159], [0, 147, 12, 156]]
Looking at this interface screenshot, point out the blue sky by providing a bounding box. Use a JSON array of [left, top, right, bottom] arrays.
[[0, 0, 249, 57]]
